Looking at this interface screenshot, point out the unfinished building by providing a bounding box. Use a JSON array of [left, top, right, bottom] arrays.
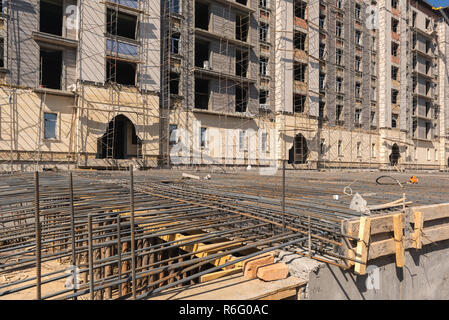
[[275, 0, 449, 170], [160, 0, 276, 168], [0, 0, 160, 171]]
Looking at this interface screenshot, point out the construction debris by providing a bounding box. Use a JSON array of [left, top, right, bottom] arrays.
[[243, 254, 275, 280], [256, 263, 289, 282]]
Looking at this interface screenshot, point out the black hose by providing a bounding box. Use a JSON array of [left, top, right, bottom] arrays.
[[376, 175, 406, 187]]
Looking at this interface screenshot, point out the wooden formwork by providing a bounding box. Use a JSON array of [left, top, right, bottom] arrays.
[[342, 203, 449, 275]]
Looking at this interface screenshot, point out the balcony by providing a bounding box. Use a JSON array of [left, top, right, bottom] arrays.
[[32, 31, 78, 49]]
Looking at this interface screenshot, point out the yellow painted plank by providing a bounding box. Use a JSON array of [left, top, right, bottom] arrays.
[[354, 217, 371, 275], [393, 214, 404, 268], [200, 268, 242, 282]]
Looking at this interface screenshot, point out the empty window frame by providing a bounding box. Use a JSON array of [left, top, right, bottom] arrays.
[[40, 0, 63, 36], [195, 40, 210, 68], [195, 1, 210, 30], [370, 111, 376, 125], [357, 141, 361, 157], [336, 21, 343, 38], [391, 0, 398, 9], [426, 60, 431, 74], [426, 121, 431, 139], [336, 48, 343, 65], [235, 86, 248, 112], [355, 30, 362, 45], [319, 15, 326, 28], [426, 101, 431, 117], [294, 94, 306, 113], [355, 108, 362, 124], [294, 31, 306, 51], [336, 77, 343, 92], [260, 0, 269, 8], [260, 57, 268, 76], [319, 73, 325, 90], [167, 0, 180, 14], [259, 23, 269, 42], [44, 112, 57, 140], [107, 59, 137, 85], [40, 48, 62, 89], [338, 140, 342, 156], [170, 72, 180, 95], [236, 0, 248, 5], [391, 89, 398, 104], [336, 104, 343, 121], [319, 43, 326, 59], [336, 0, 343, 9], [412, 97, 417, 115], [426, 81, 431, 94], [195, 78, 209, 109], [391, 65, 398, 80], [355, 56, 361, 72], [391, 42, 399, 56], [236, 49, 249, 77], [426, 40, 432, 54], [259, 90, 268, 105], [355, 4, 361, 20], [425, 18, 431, 30], [294, 63, 307, 82], [170, 33, 180, 54], [107, 8, 138, 40], [391, 113, 398, 128], [236, 14, 249, 42], [295, 1, 306, 19], [391, 18, 399, 33], [355, 82, 361, 98]]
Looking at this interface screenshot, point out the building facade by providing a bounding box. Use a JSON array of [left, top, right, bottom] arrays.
[[162, 0, 449, 170], [0, 0, 160, 171], [0, 0, 448, 172]]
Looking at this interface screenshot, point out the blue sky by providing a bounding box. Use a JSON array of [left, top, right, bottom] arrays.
[[426, 0, 449, 8]]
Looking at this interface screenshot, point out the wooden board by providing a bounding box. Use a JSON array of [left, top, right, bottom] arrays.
[[148, 273, 306, 300], [354, 217, 371, 275]]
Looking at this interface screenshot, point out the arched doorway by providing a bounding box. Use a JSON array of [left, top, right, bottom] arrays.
[[288, 134, 308, 164], [97, 115, 142, 159], [389, 143, 400, 166]]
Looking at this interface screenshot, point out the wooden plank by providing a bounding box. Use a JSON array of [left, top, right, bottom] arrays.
[[200, 268, 242, 283], [346, 214, 395, 236], [413, 211, 424, 249], [149, 274, 305, 300], [393, 214, 405, 268], [354, 217, 371, 275], [421, 224, 449, 245], [411, 203, 449, 222], [259, 288, 298, 300], [342, 219, 355, 267]]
